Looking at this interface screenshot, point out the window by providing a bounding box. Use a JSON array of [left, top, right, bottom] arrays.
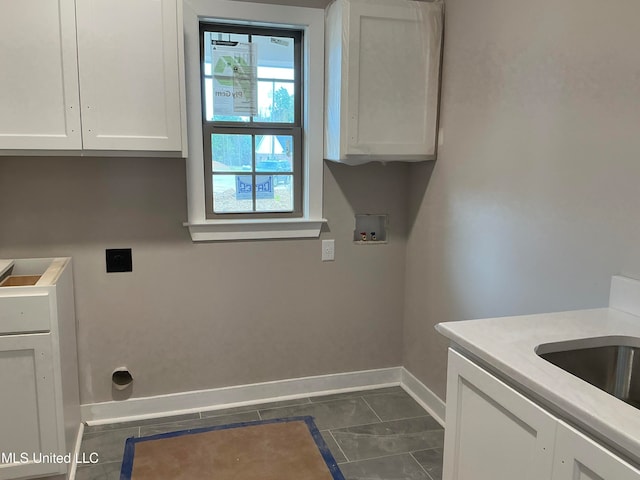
[[201, 24, 303, 219], [183, 1, 324, 241]]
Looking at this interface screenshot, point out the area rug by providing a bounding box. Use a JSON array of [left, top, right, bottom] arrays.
[[120, 416, 345, 480]]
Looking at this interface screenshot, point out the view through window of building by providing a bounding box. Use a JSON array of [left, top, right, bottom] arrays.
[[200, 24, 303, 218]]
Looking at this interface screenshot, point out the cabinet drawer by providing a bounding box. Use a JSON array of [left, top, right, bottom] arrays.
[[0, 294, 50, 334]]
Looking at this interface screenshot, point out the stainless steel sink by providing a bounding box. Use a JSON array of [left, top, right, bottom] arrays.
[[538, 338, 640, 409]]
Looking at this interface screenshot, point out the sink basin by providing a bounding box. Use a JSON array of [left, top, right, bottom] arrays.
[[538, 337, 640, 409]]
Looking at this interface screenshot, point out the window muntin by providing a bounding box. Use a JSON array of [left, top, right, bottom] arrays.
[[200, 23, 303, 218]]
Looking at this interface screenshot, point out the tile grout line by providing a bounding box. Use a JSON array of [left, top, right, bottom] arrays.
[[409, 451, 436, 480], [76, 459, 122, 470], [330, 414, 434, 433], [361, 397, 383, 423], [327, 430, 350, 464], [339, 451, 430, 465]]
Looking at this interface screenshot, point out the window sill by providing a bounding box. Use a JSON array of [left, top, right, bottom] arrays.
[[184, 218, 327, 242]]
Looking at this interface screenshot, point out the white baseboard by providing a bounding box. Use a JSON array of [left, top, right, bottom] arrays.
[[81, 366, 446, 428], [400, 367, 446, 426], [82, 367, 403, 424], [68, 423, 84, 480]]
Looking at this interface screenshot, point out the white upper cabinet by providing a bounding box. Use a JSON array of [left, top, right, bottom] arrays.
[[76, 0, 184, 153], [324, 0, 443, 165], [0, 0, 185, 156], [0, 0, 82, 151]]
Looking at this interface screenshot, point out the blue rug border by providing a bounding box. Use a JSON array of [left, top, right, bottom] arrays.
[[120, 415, 345, 480]]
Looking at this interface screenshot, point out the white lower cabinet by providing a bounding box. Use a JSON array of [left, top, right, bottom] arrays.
[[0, 336, 62, 480], [0, 258, 80, 480], [552, 422, 640, 480], [443, 348, 640, 480], [442, 348, 556, 480]]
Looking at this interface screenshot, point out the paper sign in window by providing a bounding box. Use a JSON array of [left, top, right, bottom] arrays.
[[212, 42, 258, 116]]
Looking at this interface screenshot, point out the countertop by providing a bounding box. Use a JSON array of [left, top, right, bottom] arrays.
[[436, 306, 640, 464]]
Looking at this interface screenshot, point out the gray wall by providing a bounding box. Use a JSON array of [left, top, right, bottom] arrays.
[[404, 0, 640, 399], [0, 157, 408, 403], [6, 0, 638, 409]]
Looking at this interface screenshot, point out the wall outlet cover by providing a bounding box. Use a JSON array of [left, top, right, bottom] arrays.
[[322, 239, 335, 261]]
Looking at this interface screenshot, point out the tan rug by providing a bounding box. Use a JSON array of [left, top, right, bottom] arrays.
[[120, 416, 344, 480]]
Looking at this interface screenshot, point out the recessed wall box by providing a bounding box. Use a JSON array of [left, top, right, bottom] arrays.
[[354, 214, 388, 244], [106, 248, 133, 273]]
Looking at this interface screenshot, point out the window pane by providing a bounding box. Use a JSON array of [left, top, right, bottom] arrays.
[[204, 31, 252, 122], [212, 134, 252, 172], [256, 175, 293, 212], [257, 66, 294, 80], [253, 35, 294, 73], [213, 175, 253, 213], [255, 81, 295, 123], [203, 32, 248, 73], [254, 35, 295, 123], [255, 135, 293, 172]]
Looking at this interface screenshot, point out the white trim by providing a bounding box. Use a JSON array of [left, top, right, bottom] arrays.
[[82, 367, 403, 425], [68, 422, 84, 480], [182, 0, 324, 241], [185, 218, 326, 241], [610, 275, 640, 317], [81, 367, 447, 428], [401, 367, 446, 427]]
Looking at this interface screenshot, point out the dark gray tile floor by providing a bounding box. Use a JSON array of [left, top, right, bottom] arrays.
[[76, 386, 444, 480]]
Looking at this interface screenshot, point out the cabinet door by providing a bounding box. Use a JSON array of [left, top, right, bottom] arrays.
[[552, 422, 640, 480], [0, 335, 63, 480], [76, 0, 183, 152], [442, 349, 557, 480], [344, 0, 441, 157], [0, 0, 81, 151]]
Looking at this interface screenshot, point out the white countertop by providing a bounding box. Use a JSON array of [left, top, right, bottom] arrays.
[[436, 306, 640, 463]]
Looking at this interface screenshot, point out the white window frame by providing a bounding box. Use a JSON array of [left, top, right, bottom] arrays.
[[183, 0, 325, 241]]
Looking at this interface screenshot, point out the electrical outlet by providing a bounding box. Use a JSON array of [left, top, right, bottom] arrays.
[[322, 239, 335, 261]]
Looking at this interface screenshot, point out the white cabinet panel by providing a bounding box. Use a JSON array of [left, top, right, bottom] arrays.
[[0, 335, 62, 480], [552, 422, 640, 480], [0, 0, 81, 150], [325, 0, 443, 164], [443, 348, 640, 480], [443, 349, 556, 480], [76, 0, 183, 152]]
